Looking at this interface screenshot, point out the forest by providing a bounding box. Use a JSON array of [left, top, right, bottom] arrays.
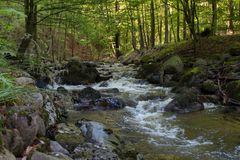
[[0, 0, 240, 160]]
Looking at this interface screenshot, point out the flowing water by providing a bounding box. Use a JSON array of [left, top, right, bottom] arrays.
[[54, 63, 240, 160]]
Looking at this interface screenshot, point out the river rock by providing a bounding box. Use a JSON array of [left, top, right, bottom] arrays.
[[72, 87, 101, 105], [163, 55, 184, 74], [8, 113, 46, 148], [0, 148, 16, 160], [55, 123, 84, 152], [94, 97, 126, 110], [15, 77, 35, 86], [165, 88, 204, 113], [50, 141, 70, 155], [31, 93, 44, 109], [76, 120, 120, 150], [60, 59, 100, 85], [2, 129, 24, 156]]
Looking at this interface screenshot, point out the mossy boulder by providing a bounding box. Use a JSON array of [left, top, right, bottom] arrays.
[[60, 59, 100, 85], [201, 80, 218, 94], [181, 67, 207, 86], [229, 42, 240, 56], [226, 80, 240, 101], [55, 123, 84, 152], [165, 88, 204, 113], [163, 55, 184, 74]]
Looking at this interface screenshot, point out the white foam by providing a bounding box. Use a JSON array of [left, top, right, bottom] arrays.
[[203, 103, 217, 109]]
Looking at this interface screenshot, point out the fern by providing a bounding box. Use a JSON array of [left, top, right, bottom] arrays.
[[0, 73, 22, 104]]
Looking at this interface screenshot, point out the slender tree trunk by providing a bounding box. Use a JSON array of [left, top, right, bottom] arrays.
[[137, 7, 145, 50], [129, 6, 137, 51], [141, 4, 148, 49], [211, 0, 217, 35], [158, 15, 163, 44], [177, 0, 180, 41], [144, 3, 150, 48], [150, 0, 155, 48], [164, 0, 169, 43], [63, 22, 67, 60], [114, 0, 121, 58], [228, 0, 234, 34], [183, 14, 187, 40]]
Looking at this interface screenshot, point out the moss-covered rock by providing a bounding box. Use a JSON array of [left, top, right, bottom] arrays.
[[163, 55, 184, 74], [226, 80, 240, 101], [180, 67, 207, 86], [165, 88, 204, 113], [229, 42, 240, 56], [55, 123, 84, 152], [201, 80, 218, 94]]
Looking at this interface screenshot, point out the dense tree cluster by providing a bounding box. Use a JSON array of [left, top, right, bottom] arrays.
[[0, 0, 240, 60]]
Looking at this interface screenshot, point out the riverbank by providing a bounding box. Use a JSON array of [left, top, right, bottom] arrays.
[[122, 35, 240, 114]]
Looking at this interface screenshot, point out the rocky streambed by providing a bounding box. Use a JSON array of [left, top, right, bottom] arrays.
[[52, 62, 240, 160], [1, 59, 240, 160]]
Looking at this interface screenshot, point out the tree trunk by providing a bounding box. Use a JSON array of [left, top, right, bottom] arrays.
[[228, 0, 234, 34], [158, 15, 163, 44], [137, 7, 145, 50], [150, 0, 155, 48], [177, 0, 180, 41], [17, 0, 37, 59], [183, 14, 187, 40], [129, 6, 137, 51], [141, 4, 148, 49], [211, 0, 217, 35], [164, 0, 169, 43], [114, 0, 121, 58]]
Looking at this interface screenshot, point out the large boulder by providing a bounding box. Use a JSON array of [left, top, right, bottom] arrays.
[[75, 87, 101, 100], [138, 55, 183, 85], [94, 97, 126, 110], [76, 120, 121, 150], [165, 88, 204, 113], [8, 112, 46, 148], [180, 67, 207, 86], [55, 123, 84, 152], [60, 60, 100, 85], [50, 141, 70, 155], [15, 77, 35, 86], [163, 55, 184, 74]]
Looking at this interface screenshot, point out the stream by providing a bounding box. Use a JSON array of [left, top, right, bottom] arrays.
[[53, 63, 240, 160]]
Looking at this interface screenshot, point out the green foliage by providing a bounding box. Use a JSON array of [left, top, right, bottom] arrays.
[[0, 73, 23, 104]]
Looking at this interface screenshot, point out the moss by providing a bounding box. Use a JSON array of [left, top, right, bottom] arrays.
[[180, 67, 207, 86], [201, 80, 218, 94], [163, 55, 184, 74], [226, 80, 240, 101], [181, 67, 204, 81], [55, 133, 85, 152], [141, 54, 154, 63]]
